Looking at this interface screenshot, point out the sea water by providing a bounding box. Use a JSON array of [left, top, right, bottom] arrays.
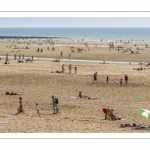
[[0, 27, 150, 40]]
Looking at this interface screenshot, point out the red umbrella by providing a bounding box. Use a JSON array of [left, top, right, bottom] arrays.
[[71, 46, 74, 49]]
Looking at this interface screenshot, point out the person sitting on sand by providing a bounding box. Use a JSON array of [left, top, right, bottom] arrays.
[[103, 108, 121, 120], [78, 91, 83, 98]]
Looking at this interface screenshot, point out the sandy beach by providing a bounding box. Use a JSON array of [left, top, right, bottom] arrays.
[[0, 38, 150, 133]]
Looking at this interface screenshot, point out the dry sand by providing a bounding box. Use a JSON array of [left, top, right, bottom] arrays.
[[0, 38, 150, 133]]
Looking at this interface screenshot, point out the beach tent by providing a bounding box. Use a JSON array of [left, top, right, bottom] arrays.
[[136, 47, 140, 50], [18, 58, 24, 63], [129, 46, 133, 50], [109, 45, 113, 49]]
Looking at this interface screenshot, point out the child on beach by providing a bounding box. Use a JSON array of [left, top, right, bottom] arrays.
[[56, 104, 61, 115], [120, 79, 123, 85], [17, 97, 25, 114], [35, 103, 41, 117]]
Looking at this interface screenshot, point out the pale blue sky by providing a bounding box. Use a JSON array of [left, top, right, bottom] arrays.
[[0, 18, 150, 27]]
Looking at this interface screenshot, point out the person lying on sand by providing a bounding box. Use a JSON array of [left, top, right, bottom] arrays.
[[133, 67, 145, 70], [5, 91, 20, 95], [120, 123, 141, 128], [84, 96, 98, 100]]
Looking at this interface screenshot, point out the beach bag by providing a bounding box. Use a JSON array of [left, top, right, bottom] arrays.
[[55, 98, 58, 104]]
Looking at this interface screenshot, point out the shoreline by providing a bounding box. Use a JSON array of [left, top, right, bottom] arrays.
[[0, 55, 143, 65]]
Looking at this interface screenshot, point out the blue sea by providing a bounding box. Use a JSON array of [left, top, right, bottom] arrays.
[[0, 28, 150, 40]]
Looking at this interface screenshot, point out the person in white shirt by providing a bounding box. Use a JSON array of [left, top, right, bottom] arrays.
[[35, 103, 41, 117], [69, 64, 72, 74]]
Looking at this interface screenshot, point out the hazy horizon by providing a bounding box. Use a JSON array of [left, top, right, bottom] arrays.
[[1, 18, 150, 28]]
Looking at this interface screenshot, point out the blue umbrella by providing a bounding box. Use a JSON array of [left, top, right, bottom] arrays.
[[136, 47, 140, 50]]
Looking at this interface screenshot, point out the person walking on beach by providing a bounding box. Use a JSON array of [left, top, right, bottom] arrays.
[[35, 103, 41, 117], [60, 51, 63, 58], [120, 79, 123, 85], [74, 66, 77, 75], [93, 72, 98, 83], [50, 95, 56, 114], [124, 74, 128, 85], [19, 54, 21, 59], [14, 54, 17, 60], [62, 64, 65, 73], [17, 97, 25, 114], [69, 64, 72, 74], [68, 53, 71, 59], [31, 55, 34, 61], [106, 75, 109, 84]]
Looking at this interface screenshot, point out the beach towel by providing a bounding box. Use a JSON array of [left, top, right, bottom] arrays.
[[68, 96, 80, 99]]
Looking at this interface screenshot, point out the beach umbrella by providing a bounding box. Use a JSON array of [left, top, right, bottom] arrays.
[[138, 109, 150, 119], [129, 46, 133, 49], [136, 47, 140, 50]]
